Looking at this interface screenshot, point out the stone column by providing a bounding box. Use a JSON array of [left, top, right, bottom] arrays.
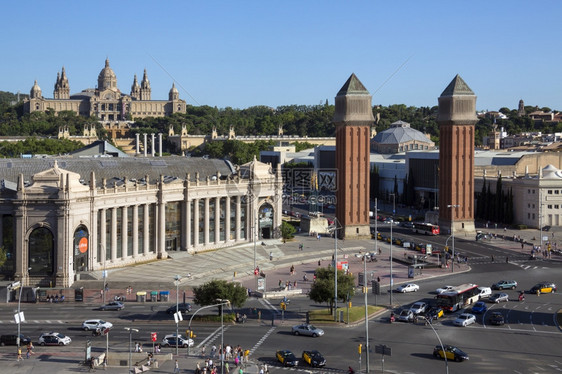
[[193, 198, 200, 247], [143, 203, 150, 255], [235, 195, 241, 241], [111, 207, 117, 262], [204, 198, 210, 246], [225, 196, 231, 241], [143, 133, 148, 157], [132, 205, 138, 258], [158, 196, 166, 258], [135, 133, 140, 155], [215, 197, 221, 244], [122, 206, 128, 258], [100, 208, 107, 263], [158, 133, 163, 157], [184, 200, 192, 251], [151, 133, 156, 157]]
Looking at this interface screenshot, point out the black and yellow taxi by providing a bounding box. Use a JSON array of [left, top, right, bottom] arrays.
[[302, 350, 326, 367], [530, 281, 557, 294], [393, 237, 403, 246], [433, 345, 469, 362], [276, 350, 299, 367], [425, 307, 444, 320]]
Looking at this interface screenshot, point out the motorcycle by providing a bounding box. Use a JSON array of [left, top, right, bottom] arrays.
[[518, 292, 525, 302]]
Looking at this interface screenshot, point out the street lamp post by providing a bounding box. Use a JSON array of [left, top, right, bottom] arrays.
[[419, 316, 448, 374], [389, 193, 395, 307], [174, 275, 182, 356], [329, 218, 342, 321], [447, 205, 460, 272], [124, 327, 139, 374], [187, 300, 230, 374], [363, 252, 370, 373]]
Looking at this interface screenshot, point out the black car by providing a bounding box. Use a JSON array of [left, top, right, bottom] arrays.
[[0, 334, 31, 346], [489, 311, 505, 325], [166, 303, 192, 314]]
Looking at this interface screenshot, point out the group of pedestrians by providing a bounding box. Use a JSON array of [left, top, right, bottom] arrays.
[[196, 344, 250, 374]]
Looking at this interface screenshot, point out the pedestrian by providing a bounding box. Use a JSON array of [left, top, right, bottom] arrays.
[[174, 359, 180, 374], [17, 347, 22, 361], [521, 242, 524, 249], [377, 276, 381, 283], [225, 362, 230, 374], [238, 368, 243, 374], [506, 256, 509, 263], [491, 255, 494, 262]]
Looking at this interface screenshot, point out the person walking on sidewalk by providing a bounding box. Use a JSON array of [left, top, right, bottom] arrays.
[[174, 359, 180, 373]]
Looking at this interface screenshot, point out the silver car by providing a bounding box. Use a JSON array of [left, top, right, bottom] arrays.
[[489, 293, 509, 303], [291, 324, 324, 337]]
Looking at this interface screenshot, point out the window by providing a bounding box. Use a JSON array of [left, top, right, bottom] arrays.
[[528, 213, 531, 219], [532, 213, 535, 219], [548, 190, 553, 194], [555, 205, 559, 209], [532, 190, 535, 194], [528, 204, 531, 208], [556, 190, 560, 194], [528, 189, 531, 194], [548, 205, 553, 209]]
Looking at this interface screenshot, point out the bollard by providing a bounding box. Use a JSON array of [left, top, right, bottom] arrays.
[[271, 314, 275, 326]]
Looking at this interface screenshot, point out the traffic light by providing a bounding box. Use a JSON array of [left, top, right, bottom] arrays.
[[280, 301, 286, 311], [186, 330, 196, 338], [358, 344, 362, 354], [372, 280, 381, 295]]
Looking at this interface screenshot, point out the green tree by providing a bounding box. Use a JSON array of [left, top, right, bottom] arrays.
[[280, 221, 296, 241], [192, 279, 248, 312], [308, 267, 355, 314], [0, 247, 7, 269]]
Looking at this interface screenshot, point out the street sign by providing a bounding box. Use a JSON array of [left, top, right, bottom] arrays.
[[14, 311, 25, 324], [151, 332, 157, 342], [375, 344, 391, 356], [103, 328, 110, 335]]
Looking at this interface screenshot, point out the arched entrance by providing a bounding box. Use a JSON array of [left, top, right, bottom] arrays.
[[73, 225, 89, 272], [258, 203, 274, 239], [28, 227, 54, 276]]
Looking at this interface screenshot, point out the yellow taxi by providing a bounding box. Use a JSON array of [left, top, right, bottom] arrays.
[[302, 350, 326, 367], [433, 345, 469, 362], [530, 282, 557, 294]]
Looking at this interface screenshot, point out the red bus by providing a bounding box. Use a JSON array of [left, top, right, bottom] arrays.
[[436, 284, 480, 312], [412, 222, 440, 235]]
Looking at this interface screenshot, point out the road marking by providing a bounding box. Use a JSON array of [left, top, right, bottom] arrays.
[[249, 326, 276, 355]]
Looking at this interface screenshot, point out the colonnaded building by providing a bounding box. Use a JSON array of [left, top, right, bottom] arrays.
[[0, 154, 282, 288], [23, 58, 187, 121]]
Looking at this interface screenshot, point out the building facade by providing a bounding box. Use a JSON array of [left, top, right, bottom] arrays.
[[23, 59, 186, 122], [0, 157, 282, 288]]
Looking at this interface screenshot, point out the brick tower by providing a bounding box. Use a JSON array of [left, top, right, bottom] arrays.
[[334, 74, 375, 239], [438, 75, 477, 235]]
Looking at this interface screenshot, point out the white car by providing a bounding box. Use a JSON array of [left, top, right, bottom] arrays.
[[453, 313, 476, 327], [38, 332, 72, 346], [82, 319, 113, 331], [409, 302, 427, 315], [396, 283, 419, 293], [436, 285, 454, 294], [162, 334, 194, 348]]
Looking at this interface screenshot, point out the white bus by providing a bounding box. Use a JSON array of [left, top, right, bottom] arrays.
[[436, 283, 480, 312]]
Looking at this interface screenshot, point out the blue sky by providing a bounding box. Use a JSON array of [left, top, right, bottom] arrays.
[[3, 1, 561, 111]]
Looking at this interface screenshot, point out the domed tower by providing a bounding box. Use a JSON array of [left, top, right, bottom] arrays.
[[30, 80, 42, 99], [97, 58, 118, 91], [140, 69, 151, 100], [54, 67, 70, 99], [131, 74, 141, 100], [438, 75, 477, 235], [334, 73, 375, 239], [169, 83, 179, 101]]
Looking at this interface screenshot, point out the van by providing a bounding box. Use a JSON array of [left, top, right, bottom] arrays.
[[477, 287, 492, 299]]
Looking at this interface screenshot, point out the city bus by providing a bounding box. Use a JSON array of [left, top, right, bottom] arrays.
[[412, 222, 440, 235], [436, 284, 480, 312]]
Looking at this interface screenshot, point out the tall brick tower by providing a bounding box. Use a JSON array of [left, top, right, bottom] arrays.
[[334, 74, 375, 239], [438, 75, 477, 235]]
